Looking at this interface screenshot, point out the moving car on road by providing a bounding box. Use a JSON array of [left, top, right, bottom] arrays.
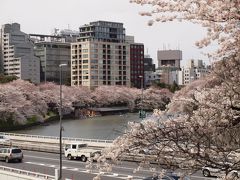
[[202, 166, 239, 178], [143, 172, 190, 180], [0, 147, 23, 163], [64, 142, 101, 162]]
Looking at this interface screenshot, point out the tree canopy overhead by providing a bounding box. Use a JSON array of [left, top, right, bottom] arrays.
[[95, 1, 240, 179], [131, 0, 239, 60]]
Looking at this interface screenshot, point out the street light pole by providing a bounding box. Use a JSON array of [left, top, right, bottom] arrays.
[[59, 63, 67, 180], [139, 75, 144, 120]]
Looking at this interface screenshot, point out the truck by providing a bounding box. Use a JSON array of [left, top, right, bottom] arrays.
[[64, 142, 101, 162]]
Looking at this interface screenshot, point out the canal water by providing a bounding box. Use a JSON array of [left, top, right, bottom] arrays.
[[12, 113, 141, 140]]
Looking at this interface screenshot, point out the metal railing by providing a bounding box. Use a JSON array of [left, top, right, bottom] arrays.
[[0, 165, 55, 179], [1, 132, 113, 145]]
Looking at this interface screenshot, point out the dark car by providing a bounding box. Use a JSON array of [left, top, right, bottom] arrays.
[[143, 173, 189, 180]]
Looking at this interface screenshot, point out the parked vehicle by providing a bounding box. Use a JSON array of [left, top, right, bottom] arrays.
[[64, 142, 101, 162], [0, 147, 23, 163], [202, 166, 239, 178]]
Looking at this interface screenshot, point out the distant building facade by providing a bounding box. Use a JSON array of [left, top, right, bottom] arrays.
[[71, 21, 130, 89], [30, 30, 78, 85], [34, 41, 71, 85], [178, 59, 210, 85], [130, 43, 144, 88], [158, 50, 182, 69], [144, 55, 156, 87], [157, 50, 182, 85], [0, 23, 40, 83]]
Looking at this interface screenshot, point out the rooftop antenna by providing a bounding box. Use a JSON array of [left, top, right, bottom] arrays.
[[163, 43, 166, 50]]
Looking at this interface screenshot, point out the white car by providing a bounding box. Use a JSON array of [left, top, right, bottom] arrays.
[[202, 166, 239, 178], [0, 135, 10, 142]]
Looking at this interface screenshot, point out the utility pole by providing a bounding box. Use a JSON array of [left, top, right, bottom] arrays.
[[59, 63, 67, 180]]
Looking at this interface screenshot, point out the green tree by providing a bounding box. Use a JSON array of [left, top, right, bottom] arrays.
[[0, 74, 18, 84]]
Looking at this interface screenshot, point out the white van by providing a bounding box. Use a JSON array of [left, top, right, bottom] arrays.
[[64, 143, 101, 162]]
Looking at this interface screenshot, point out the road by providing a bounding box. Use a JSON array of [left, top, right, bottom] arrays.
[[0, 150, 216, 180]]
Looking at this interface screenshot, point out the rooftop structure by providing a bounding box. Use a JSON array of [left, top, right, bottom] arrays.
[[78, 21, 125, 43], [158, 50, 182, 69]]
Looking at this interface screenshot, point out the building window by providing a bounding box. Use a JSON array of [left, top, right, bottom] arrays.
[[82, 65, 88, 69], [82, 49, 88, 53], [82, 54, 88, 58]]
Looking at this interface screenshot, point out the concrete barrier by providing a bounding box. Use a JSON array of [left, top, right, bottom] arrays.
[[0, 165, 55, 180]]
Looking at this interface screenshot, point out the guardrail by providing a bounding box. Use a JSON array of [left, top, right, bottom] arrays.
[[0, 132, 113, 148], [0, 165, 55, 180]]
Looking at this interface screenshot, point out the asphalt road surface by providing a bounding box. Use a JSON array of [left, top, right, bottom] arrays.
[[0, 150, 216, 180]]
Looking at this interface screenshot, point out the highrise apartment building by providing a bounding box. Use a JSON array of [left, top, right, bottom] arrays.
[[71, 21, 130, 88], [0, 23, 40, 83], [130, 43, 144, 88]]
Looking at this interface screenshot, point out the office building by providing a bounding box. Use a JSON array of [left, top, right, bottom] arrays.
[[71, 21, 130, 89], [158, 50, 182, 68], [157, 50, 182, 85], [0, 23, 40, 83], [30, 29, 78, 85], [144, 55, 156, 87], [34, 41, 71, 85]]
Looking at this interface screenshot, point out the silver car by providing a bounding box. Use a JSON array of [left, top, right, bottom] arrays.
[[202, 166, 239, 178], [0, 147, 23, 163]]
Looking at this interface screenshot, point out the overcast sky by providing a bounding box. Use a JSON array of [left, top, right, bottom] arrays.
[[0, 0, 213, 66]]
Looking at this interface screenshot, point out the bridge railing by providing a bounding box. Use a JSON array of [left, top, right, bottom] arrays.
[[1, 132, 113, 143], [0, 165, 55, 180], [0, 132, 113, 148]]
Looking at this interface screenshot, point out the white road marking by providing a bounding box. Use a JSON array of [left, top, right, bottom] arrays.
[[70, 168, 79, 171], [24, 155, 213, 180], [25, 161, 145, 179]]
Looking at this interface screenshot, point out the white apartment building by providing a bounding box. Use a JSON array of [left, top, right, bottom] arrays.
[[178, 59, 210, 85], [0, 23, 40, 83], [71, 40, 130, 88]]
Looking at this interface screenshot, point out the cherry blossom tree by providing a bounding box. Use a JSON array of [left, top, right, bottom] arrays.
[[0, 80, 48, 126], [94, 0, 240, 179], [130, 0, 239, 61], [0, 79, 172, 129], [91, 86, 172, 111], [138, 87, 172, 111]]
